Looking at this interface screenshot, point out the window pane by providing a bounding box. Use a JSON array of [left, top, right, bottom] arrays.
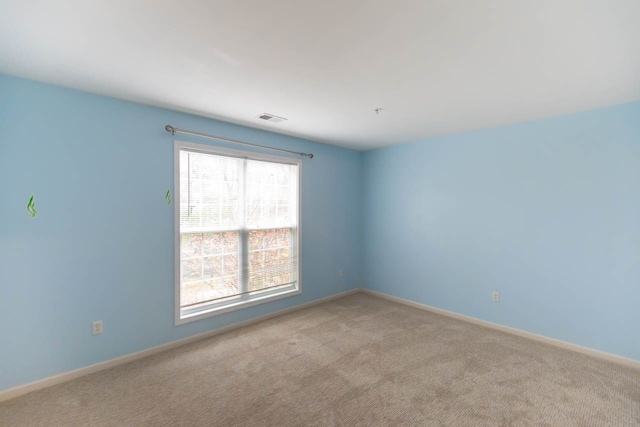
[[276, 228, 290, 246], [180, 151, 240, 231], [203, 256, 223, 278], [182, 279, 240, 307], [249, 251, 264, 271], [248, 228, 295, 292], [181, 282, 202, 306], [181, 274, 241, 307], [181, 233, 202, 258], [224, 254, 239, 273], [181, 258, 201, 283], [180, 231, 240, 307], [223, 231, 239, 253], [245, 160, 297, 228], [202, 232, 223, 255]]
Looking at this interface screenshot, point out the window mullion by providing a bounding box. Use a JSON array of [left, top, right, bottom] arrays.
[[239, 158, 249, 298]]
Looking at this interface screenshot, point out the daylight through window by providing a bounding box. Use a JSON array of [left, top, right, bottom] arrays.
[[175, 142, 300, 323]]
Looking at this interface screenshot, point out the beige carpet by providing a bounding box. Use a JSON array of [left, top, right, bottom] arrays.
[[1, 293, 639, 426]]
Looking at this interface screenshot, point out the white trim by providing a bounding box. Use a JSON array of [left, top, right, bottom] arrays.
[[0, 289, 360, 403], [173, 140, 303, 325], [175, 140, 303, 165], [179, 288, 301, 323], [5, 288, 637, 403], [361, 289, 640, 370], [174, 141, 181, 325]]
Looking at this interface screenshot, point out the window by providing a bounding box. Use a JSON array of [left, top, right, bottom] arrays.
[[174, 141, 301, 324]]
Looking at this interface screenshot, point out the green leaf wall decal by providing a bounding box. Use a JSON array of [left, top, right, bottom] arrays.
[[27, 195, 38, 217]]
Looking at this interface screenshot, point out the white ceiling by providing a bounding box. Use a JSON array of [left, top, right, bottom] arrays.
[[1, 1, 639, 150]]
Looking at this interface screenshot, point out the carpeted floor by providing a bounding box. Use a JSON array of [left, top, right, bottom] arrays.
[[1, 293, 639, 426]]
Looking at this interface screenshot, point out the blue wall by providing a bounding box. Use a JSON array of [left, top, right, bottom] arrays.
[[2, 72, 638, 393], [362, 101, 640, 361], [0, 74, 362, 391]]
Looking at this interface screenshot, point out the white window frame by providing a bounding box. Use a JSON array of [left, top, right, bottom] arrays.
[[174, 140, 302, 325]]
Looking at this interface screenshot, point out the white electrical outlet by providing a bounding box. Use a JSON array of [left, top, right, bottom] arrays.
[[492, 292, 500, 302], [339, 269, 344, 278], [92, 320, 103, 335]]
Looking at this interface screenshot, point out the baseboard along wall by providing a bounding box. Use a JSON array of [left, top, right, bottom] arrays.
[[0, 289, 361, 403], [361, 289, 640, 371], [2, 287, 638, 402]]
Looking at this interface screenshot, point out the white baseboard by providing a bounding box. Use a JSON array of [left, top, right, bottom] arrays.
[[361, 289, 640, 370], [5, 287, 636, 403], [0, 289, 360, 403]]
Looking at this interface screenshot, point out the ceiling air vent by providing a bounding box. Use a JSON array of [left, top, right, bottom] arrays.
[[257, 113, 287, 123]]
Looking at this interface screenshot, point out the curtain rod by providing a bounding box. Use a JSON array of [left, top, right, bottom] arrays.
[[164, 125, 314, 159]]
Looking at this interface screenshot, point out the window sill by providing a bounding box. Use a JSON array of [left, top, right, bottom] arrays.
[[175, 288, 301, 325]]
